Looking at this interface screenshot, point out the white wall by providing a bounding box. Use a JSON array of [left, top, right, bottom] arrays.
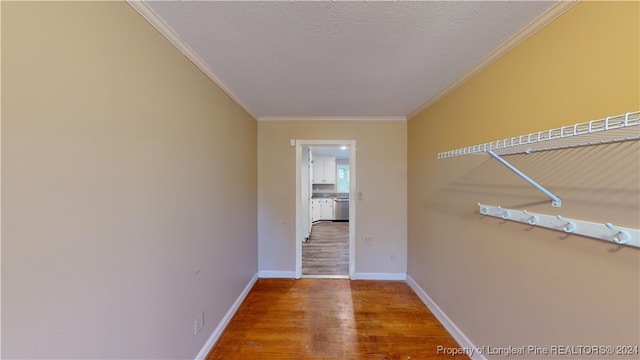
[[408, 1, 639, 353], [2, 2, 257, 358], [258, 121, 407, 278]]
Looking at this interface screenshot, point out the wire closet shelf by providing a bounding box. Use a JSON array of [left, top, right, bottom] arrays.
[[436, 110, 640, 248], [438, 111, 640, 159]]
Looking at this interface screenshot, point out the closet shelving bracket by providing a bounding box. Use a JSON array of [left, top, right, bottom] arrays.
[[486, 150, 562, 207], [438, 111, 640, 208]]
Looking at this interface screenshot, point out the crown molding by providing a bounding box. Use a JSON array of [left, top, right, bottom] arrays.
[[258, 116, 407, 122], [126, 0, 258, 120], [407, 0, 579, 120]]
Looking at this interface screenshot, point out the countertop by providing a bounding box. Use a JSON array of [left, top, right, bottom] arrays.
[[312, 193, 350, 199]]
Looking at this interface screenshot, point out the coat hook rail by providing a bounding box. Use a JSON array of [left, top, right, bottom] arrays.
[[477, 203, 640, 248]]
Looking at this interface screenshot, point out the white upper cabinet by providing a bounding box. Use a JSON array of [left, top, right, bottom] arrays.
[[312, 156, 336, 184]]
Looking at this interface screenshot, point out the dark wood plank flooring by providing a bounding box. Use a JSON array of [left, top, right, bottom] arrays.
[[207, 279, 467, 359], [303, 221, 349, 276]]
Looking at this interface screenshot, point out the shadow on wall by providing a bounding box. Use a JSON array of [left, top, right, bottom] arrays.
[[431, 141, 639, 228], [416, 140, 639, 349]]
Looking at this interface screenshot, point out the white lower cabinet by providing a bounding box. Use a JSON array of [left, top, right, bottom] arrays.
[[320, 200, 333, 219], [311, 198, 333, 221], [312, 199, 322, 222]]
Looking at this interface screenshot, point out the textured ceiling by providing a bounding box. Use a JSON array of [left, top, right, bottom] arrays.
[[140, 1, 557, 120]]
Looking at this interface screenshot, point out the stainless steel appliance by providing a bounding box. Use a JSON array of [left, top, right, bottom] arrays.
[[333, 198, 349, 221]]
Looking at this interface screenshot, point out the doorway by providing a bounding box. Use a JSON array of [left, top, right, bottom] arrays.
[[295, 140, 356, 279]]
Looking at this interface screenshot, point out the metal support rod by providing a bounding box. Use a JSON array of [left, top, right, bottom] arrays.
[[487, 150, 562, 207]]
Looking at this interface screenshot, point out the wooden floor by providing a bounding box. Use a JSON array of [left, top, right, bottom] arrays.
[[207, 279, 467, 359], [302, 221, 349, 276]]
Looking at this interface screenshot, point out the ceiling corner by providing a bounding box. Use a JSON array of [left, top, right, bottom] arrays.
[[406, 0, 579, 121], [126, 0, 258, 120]]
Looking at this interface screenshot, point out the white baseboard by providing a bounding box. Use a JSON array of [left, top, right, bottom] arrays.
[[258, 270, 296, 278], [354, 272, 407, 281], [406, 275, 486, 360], [195, 272, 259, 360]]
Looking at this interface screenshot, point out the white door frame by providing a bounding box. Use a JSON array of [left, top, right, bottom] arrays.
[[295, 140, 356, 279]]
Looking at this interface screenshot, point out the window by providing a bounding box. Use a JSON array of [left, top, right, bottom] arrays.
[[337, 164, 350, 193]]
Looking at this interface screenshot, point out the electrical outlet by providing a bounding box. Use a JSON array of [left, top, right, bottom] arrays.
[[391, 252, 397, 262], [194, 312, 204, 335], [365, 237, 373, 247]]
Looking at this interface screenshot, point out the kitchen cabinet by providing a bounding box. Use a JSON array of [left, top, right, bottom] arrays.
[[320, 199, 333, 219], [311, 199, 321, 222], [312, 156, 336, 184], [311, 198, 333, 221]]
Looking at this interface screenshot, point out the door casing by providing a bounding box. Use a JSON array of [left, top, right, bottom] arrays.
[[295, 140, 356, 279]]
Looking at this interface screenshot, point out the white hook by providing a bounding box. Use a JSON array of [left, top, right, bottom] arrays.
[[478, 203, 489, 215], [605, 223, 629, 244], [522, 210, 539, 225], [497, 206, 511, 220], [556, 215, 576, 233]]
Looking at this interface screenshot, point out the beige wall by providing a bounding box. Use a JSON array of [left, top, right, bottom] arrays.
[[258, 121, 407, 276], [2, 2, 257, 359], [408, 1, 639, 354]]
